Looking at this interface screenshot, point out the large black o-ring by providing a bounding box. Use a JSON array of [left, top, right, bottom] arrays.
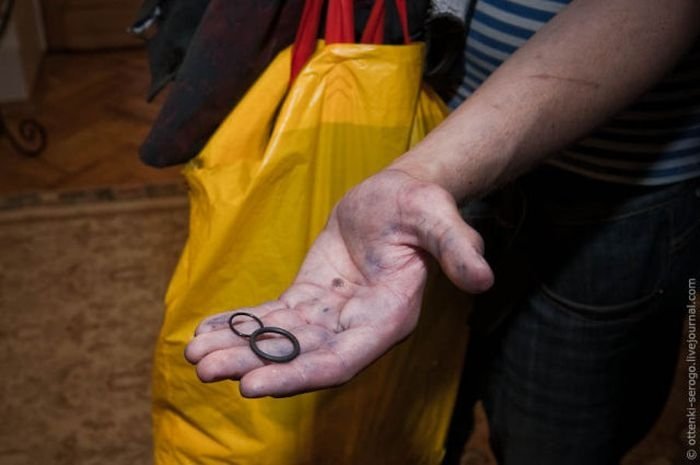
[[249, 326, 301, 363], [228, 312, 264, 338]]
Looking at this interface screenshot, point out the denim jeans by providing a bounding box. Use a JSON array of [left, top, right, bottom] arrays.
[[442, 166, 700, 465]]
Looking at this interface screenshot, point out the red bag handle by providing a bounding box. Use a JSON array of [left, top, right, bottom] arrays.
[[326, 0, 356, 44], [291, 0, 410, 82], [290, 0, 324, 82], [359, 0, 385, 44], [361, 0, 409, 45]]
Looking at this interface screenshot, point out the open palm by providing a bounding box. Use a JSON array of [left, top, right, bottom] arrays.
[[185, 169, 493, 398]]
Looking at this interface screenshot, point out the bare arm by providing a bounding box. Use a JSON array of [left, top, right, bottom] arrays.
[[394, 0, 700, 199]]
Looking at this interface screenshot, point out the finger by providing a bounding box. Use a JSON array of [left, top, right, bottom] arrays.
[[194, 301, 287, 335], [187, 307, 310, 364], [195, 345, 263, 381], [413, 189, 494, 293], [194, 324, 333, 383], [185, 327, 245, 364], [435, 216, 494, 294], [239, 325, 395, 398]]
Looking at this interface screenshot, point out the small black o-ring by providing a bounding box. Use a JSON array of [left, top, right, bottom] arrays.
[[249, 326, 301, 363], [228, 312, 264, 338]]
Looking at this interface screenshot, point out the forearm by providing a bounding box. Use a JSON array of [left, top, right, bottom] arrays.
[[392, 0, 700, 201]]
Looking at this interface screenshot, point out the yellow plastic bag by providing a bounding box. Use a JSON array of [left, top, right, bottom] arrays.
[[152, 5, 471, 464]]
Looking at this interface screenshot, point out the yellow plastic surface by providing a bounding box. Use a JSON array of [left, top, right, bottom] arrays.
[[152, 41, 471, 465]]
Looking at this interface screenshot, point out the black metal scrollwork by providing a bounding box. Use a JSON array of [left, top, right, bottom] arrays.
[[0, 116, 48, 157]]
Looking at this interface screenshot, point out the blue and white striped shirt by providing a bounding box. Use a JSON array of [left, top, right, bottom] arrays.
[[447, 0, 700, 185]]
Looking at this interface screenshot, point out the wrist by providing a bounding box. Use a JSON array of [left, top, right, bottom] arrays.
[[388, 133, 512, 203], [389, 91, 532, 201]]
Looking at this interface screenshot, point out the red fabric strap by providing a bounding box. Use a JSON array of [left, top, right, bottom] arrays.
[[290, 0, 324, 83], [291, 0, 410, 82], [360, 0, 385, 44]]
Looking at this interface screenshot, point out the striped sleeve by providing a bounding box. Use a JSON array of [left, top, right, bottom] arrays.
[[447, 0, 700, 185]]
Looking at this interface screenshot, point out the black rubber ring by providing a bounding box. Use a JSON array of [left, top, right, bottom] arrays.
[[249, 326, 301, 363], [228, 312, 264, 338]]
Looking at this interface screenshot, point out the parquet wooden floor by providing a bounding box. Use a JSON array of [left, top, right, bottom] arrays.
[[0, 48, 182, 195]]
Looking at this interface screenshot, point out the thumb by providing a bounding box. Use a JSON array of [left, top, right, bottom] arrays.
[[409, 187, 494, 294]]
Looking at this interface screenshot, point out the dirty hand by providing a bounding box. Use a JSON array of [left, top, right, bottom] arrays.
[[185, 169, 493, 398]]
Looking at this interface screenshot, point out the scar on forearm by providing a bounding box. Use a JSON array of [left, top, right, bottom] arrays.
[[529, 73, 600, 89]]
